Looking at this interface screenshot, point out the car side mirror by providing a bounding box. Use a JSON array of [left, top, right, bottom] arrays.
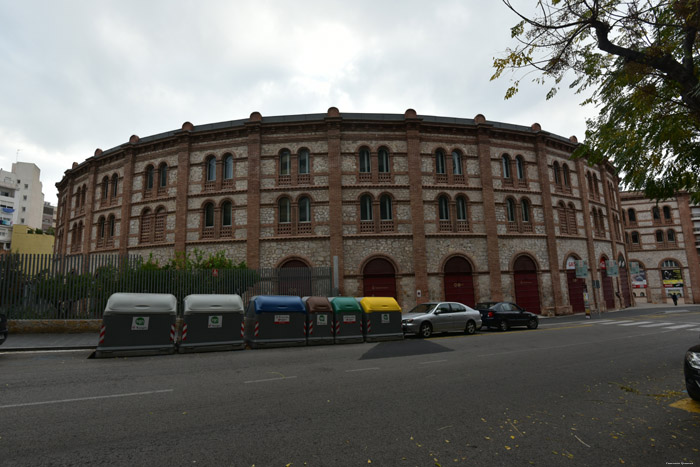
[[434, 310, 441, 315]]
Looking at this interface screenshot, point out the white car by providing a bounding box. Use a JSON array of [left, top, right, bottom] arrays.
[[402, 302, 481, 338]]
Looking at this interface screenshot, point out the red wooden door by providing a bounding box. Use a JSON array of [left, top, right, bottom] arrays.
[[363, 258, 397, 299], [566, 270, 585, 313], [602, 273, 615, 309], [619, 266, 631, 308], [513, 256, 541, 314], [444, 257, 475, 307]]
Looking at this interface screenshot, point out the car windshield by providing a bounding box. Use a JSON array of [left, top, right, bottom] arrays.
[[475, 302, 495, 310], [405, 303, 436, 314]]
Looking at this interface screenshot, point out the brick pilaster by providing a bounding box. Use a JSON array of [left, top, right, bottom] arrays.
[[475, 116, 503, 300], [326, 108, 344, 293], [174, 128, 192, 253], [533, 133, 564, 313], [119, 150, 135, 256], [405, 109, 428, 302], [678, 193, 700, 303], [245, 112, 262, 269], [576, 158, 600, 310]]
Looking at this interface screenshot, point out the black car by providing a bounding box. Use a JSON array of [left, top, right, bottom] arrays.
[[0, 312, 7, 346], [475, 301, 539, 331], [684, 337, 700, 401]]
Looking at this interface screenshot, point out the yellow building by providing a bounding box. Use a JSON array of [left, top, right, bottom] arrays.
[[11, 225, 55, 255]]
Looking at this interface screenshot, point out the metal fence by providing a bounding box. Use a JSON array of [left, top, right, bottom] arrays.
[[0, 253, 332, 319]]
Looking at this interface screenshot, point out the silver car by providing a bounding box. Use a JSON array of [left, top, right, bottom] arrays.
[[402, 302, 482, 338]]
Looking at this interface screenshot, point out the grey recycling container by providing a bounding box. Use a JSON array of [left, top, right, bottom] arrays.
[[360, 297, 404, 342], [244, 295, 307, 348], [303, 296, 334, 345], [178, 294, 245, 353], [330, 297, 364, 344], [95, 293, 177, 358]]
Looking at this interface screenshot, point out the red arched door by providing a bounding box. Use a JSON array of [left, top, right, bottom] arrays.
[[444, 256, 476, 306], [566, 269, 585, 313], [514, 256, 541, 314], [618, 256, 631, 308], [279, 259, 312, 296], [363, 258, 397, 299], [600, 257, 615, 310]]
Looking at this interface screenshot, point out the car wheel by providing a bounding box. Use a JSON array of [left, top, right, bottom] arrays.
[[527, 318, 539, 329], [498, 320, 509, 332], [419, 322, 433, 338], [687, 379, 700, 402], [465, 320, 477, 335]]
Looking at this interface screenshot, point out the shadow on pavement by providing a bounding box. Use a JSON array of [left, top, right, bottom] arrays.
[[360, 338, 453, 360]]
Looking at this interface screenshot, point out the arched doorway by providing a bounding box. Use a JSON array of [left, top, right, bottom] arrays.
[[617, 255, 631, 308], [443, 256, 476, 306], [661, 259, 684, 304], [363, 258, 397, 299], [513, 255, 541, 314], [599, 256, 615, 310], [565, 255, 585, 314], [279, 259, 312, 297]]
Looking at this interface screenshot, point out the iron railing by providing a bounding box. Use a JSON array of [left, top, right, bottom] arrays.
[[0, 253, 332, 319]]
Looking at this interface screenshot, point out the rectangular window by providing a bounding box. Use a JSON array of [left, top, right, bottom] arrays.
[[299, 151, 310, 174]]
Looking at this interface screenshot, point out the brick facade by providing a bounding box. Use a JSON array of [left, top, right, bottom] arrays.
[[55, 108, 666, 313]]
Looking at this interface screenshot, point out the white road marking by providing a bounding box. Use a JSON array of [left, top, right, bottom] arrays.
[[687, 328, 700, 332], [618, 321, 653, 326], [0, 389, 174, 409], [345, 367, 380, 373], [638, 322, 674, 327], [597, 320, 633, 325], [663, 324, 697, 330], [420, 360, 448, 365], [244, 376, 298, 384]]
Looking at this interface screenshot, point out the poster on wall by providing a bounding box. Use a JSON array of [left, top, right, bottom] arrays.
[[606, 260, 619, 277], [575, 260, 588, 278], [662, 269, 683, 288], [630, 262, 640, 275], [631, 270, 647, 288]]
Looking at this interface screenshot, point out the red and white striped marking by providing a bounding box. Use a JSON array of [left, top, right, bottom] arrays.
[[170, 324, 176, 342], [240, 321, 245, 338], [308, 321, 313, 336], [99, 325, 106, 344], [365, 319, 371, 334], [254, 321, 260, 337], [181, 324, 188, 341], [335, 321, 340, 335]]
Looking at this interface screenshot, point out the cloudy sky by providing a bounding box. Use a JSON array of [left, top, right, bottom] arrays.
[[0, 0, 596, 205]]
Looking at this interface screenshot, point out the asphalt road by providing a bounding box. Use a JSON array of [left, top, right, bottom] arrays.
[[2, 306, 700, 467]]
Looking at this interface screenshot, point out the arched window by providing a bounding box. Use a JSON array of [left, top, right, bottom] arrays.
[[279, 197, 291, 223], [456, 196, 467, 221], [224, 154, 234, 180], [298, 196, 311, 223], [435, 149, 446, 174], [656, 230, 664, 243], [204, 203, 214, 228], [521, 199, 531, 223], [515, 156, 525, 180], [140, 208, 152, 244], [586, 172, 593, 194], [279, 150, 291, 176], [562, 164, 571, 187], [631, 231, 640, 244], [98, 216, 106, 240], [452, 150, 463, 175], [553, 162, 561, 186], [378, 147, 390, 173], [663, 205, 672, 220], [652, 206, 661, 221], [108, 215, 115, 238], [206, 156, 217, 181], [101, 177, 109, 199], [158, 163, 168, 188], [380, 195, 393, 220], [667, 229, 676, 243], [359, 147, 371, 173], [506, 198, 516, 222], [627, 208, 637, 223], [222, 201, 232, 227], [154, 208, 165, 242], [558, 202, 568, 234], [145, 165, 154, 190], [438, 196, 450, 220], [360, 195, 373, 221], [111, 174, 118, 197], [593, 173, 600, 196], [502, 154, 512, 178], [298, 149, 310, 175]]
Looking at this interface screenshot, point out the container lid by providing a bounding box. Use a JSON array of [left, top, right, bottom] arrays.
[[104, 293, 177, 315], [302, 296, 332, 313], [250, 295, 306, 314], [360, 297, 402, 313], [184, 294, 244, 314], [330, 296, 363, 313]]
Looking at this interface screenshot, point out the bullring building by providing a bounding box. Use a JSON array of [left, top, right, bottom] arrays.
[[55, 108, 678, 314]]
